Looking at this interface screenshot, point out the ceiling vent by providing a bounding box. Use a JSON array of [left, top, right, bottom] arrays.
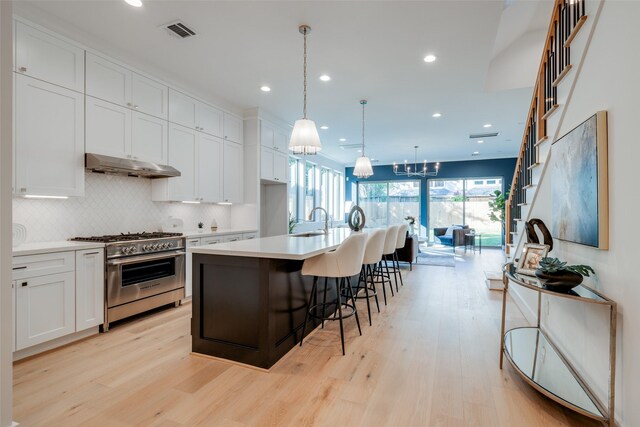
[[163, 21, 196, 39], [469, 132, 499, 139]]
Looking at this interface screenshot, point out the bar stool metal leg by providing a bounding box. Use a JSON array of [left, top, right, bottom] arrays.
[[368, 264, 381, 313], [336, 278, 346, 355], [384, 256, 398, 294], [300, 276, 319, 347], [321, 277, 328, 328], [346, 276, 362, 336], [394, 252, 404, 287]]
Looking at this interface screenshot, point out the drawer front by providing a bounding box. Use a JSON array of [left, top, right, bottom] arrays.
[[201, 237, 222, 245], [242, 233, 257, 240], [12, 251, 75, 280], [222, 234, 242, 243]]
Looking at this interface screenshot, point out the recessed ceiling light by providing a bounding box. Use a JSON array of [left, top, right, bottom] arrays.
[[339, 138, 346, 142], [260, 85, 271, 92], [357, 149, 362, 153], [124, 0, 143, 7], [432, 112, 442, 118], [320, 125, 329, 130], [319, 74, 331, 82], [473, 151, 480, 155], [478, 140, 484, 144], [423, 54, 437, 63], [483, 123, 492, 128]]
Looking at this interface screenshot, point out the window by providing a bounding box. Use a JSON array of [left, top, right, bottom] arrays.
[[357, 180, 420, 231], [428, 177, 503, 246], [333, 171, 343, 219], [288, 157, 299, 221], [305, 162, 316, 220], [319, 168, 330, 212]]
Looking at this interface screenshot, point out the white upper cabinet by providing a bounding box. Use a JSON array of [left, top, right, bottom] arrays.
[[224, 113, 243, 144], [259, 120, 289, 183], [198, 134, 223, 203], [14, 75, 84, 197], [167, 124, 198, 201], [75, 249, 105, 332], [14, 21, 84, 92], [131, 73, 168, 119], [273, 151, 288, 182], [86, 53, 168, 119], [86, 53, 131, 107], [274, 128, 289, 152], [86, 96, 131, 159], [260, 147, 274, 181], [260, 121, 275, 148], [131, 112, 168, 164], [223, 141, 244, 203], [169, 89, 224, 138], [198, 103, 224, 138]]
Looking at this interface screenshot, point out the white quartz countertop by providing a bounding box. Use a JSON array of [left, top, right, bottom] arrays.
[[182, 228, 258, 239], [13, 241, 106, 257], [189, 228, 363, 260]]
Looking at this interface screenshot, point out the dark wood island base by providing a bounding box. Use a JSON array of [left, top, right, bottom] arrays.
[[191, 253, 336, 369]]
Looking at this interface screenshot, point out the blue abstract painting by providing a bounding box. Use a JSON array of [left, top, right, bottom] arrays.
[[551, 113, 604, 248]]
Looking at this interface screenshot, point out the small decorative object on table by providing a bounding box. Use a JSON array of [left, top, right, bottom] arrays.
[[348, 205, 366, 232], [516, 243, 550, 276], [197, 222, 204, 233], [534, 257, 595, 292], [210, 218, 218, 231], [405, 215, 416, 235]]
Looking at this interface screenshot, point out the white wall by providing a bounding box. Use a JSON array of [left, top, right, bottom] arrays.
[[0, 2, 13, 425], [13, 173, 232, 242], [514, 1, 639, 424]]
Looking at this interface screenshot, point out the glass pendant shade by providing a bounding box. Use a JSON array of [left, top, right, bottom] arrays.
[[289, 118, 322, 155], [354, 155, 374, 178]]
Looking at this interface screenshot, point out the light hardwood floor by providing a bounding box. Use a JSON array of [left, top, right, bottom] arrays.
[[13, 249, 599, 427]]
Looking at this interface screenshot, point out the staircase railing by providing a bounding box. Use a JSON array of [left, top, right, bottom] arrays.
[[505, 0, 587, 253]]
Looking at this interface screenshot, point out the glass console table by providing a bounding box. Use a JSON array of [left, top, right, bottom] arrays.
[[500, 263, 617, 426]]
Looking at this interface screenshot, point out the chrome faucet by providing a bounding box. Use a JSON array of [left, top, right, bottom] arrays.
[[309, 207, 330, 234]]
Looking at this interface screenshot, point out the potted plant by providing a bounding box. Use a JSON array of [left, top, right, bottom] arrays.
[[405, 215, 416, 235], [197, 222, 204, 233], [288, 212, 297, 234], [488, 190, 508, 248], [535, 257, 595, 292]]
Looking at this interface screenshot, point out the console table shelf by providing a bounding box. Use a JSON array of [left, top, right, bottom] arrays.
[[500, 263, 617, 426]]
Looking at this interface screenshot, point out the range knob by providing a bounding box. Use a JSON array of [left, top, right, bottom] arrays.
[[142, 244, 149, 251], [162, 243, 169, 249], [152, 244, 159, 250], [130, 247, 138, 254], [122, 247, 131, 254], [168, 242, 174, 248]]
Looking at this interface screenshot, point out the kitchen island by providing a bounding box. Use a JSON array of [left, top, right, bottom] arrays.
[[188, 228, 359, 369]]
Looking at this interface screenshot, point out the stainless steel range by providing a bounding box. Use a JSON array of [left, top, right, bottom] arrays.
[[71, 232, 186, 331]]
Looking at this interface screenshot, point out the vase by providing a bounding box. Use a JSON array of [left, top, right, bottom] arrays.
[[534, 269, 583, 292], [408, 224, 415, 235]]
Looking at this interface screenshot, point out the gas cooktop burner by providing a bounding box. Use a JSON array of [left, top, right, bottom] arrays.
[[70, 232, 183, 243]]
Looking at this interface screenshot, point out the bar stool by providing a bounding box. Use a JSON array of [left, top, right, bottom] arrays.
[[393, 224, 409, 287], [299, 232, 368, 355], [378, 225, 400, 296], [352, 229, 386, 325]]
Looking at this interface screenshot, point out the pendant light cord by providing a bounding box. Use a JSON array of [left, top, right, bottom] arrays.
[[361, 101, 366, 156], [303, 28, 308, 119]]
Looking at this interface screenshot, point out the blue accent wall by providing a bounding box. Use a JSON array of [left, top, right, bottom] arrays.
[[345, 157, 517, 231]]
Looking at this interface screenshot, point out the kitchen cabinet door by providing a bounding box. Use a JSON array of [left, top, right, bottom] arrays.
[[131, 111, 168, 164], [274, 128, 289, 152], [224, 113, 243, 144], [86, 52, 132, 107], [14, 75, 85, 197], [198, 134, 223, 203], [75, 249, 104, 331], [273, 151, 289, 183], [198, 103, 224, 138], [166, 124, 198, 201], [132, 73, 168, 119], [222, 141, 244, 203], [260, 147, 274, 181], [168, 89, 197, 129], [15, 21, 85, 92], [15, 272, 75, 350], [86, 96, 132, 159], [260, 120, 275, 148], [222, 234, 242, 243]]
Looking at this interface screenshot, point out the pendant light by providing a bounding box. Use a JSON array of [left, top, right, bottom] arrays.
[[289, 25, 322, 155], [353, 100, 374, 178]]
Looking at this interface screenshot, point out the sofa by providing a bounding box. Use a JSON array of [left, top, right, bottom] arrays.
[[433, 225, 470, 249], [396, 233, 419, 270]]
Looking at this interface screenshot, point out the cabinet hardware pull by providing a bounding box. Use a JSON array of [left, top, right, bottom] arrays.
[[84, 251, 99, 255], [127, 102, 132, 107], [19, 66, 27, 72], [134, 105, 139, 109], [12, 266, 27, 270], [21, 282, 28, 287]]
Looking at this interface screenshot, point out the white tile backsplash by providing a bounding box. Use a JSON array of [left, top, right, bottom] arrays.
[[13, 172, 231, 243]]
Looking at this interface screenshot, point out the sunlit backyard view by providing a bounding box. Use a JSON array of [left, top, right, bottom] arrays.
[[358, 181, 420, 229]]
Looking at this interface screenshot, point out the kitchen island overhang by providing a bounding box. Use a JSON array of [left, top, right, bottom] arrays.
[[189, 229, 360, 369]]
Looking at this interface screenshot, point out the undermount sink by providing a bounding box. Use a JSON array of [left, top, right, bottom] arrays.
[[290, 231, 326, 237]]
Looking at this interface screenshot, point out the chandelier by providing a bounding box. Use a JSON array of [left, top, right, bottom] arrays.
[[289, 25, 322, 155], [393, 146, 440, 177], [353, 100, 373, 178]]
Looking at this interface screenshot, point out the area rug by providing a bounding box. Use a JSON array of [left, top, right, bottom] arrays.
[[414, 246, 456, 267]]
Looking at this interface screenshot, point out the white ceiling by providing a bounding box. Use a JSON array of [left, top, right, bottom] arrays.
[[19, 0, 553, 166]]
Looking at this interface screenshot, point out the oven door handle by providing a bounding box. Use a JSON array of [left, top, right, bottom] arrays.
[[107, 251, 186, 266]]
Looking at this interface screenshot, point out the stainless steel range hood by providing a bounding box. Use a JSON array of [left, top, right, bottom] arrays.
[[85, 153, 181, 178]]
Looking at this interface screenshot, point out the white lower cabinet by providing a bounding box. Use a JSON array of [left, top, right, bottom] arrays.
[[16, 271, 75, 350], [12, 248, 105, 353], [185, 238, 200, 298], [222, 234, 242, 243], [75, 249, 105, 331]]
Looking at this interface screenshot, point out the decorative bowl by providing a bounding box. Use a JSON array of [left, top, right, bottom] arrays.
[[534, 269, 583, 292]]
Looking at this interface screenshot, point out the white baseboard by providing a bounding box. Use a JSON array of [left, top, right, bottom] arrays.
[[13, 327, 98, 361]]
